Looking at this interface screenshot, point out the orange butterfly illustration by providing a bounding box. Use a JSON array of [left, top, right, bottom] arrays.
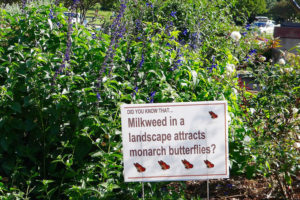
[[204, 160, 214, 168], [134, 163, 146, 172], [182, 159, 193, 169], [158, 160, 170, 170], [209, 111, 218, 119]]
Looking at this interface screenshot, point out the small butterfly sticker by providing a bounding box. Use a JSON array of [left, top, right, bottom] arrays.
[[182, 159, 193, 169], [209, 111, 218, 119], [204, 160, 214, 168], [134, 163, 146, 172], [158, 160, 170, 170]]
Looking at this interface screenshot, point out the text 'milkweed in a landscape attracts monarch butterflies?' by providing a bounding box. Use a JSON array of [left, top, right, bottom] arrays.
[[121, 101, 229, 182]]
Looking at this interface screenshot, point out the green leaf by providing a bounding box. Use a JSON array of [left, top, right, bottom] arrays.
[[91, 151, 103, 158], [11, 102, 21, 113]]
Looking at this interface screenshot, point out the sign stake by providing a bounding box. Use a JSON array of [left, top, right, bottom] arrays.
[[142, 182, 145, 200], [207, 179, 210, 200], [205, 127, 209, 200]]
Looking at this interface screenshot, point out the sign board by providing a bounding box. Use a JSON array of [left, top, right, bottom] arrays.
[[121, 101, 229, 182]]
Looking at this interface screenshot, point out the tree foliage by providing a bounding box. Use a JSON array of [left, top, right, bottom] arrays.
[[269, 0, 300, 22], [232, 0, 267, 23], [99, 0, 118, 10]]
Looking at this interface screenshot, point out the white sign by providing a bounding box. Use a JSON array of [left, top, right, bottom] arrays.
[[121, 101, 229, 182]]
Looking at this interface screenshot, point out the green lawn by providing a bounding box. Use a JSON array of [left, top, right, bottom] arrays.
[[86, 10, 112, 25]]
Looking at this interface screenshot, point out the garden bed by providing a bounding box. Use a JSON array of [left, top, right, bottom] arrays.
[[170, 176, 300, 199]]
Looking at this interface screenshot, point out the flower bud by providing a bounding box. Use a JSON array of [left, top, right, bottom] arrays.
[[278, 58, 286, 65], [259, 56, 266, 62], [230, 31, 241, 42]]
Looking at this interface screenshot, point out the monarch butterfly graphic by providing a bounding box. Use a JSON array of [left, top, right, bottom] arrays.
[[204, 160, 214, 168], [182, 159, 193, 169], [133, 163, 146, 172], [209, 111, 218, 119], [158, 160, 170, 170]]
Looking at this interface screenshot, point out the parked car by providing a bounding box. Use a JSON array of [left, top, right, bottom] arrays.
[[251, 19, 278, 35]]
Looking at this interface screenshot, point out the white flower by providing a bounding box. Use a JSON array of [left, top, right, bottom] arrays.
[[259, 56, 266, 62], [284, 68, 293, 73], [292, 107, 299, 114], [250, 108, 255, 114], [294, 142, 300, 149], [278, 58, 286, 65], [226, 63, 235, 74], [232, 88, 238, 96], [230, 31, 241, 42], [244, 136, 251, 142]]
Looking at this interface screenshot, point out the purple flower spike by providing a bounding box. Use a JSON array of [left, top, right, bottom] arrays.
[[249, 49, 257, 55], [244, 56, 250, 62], [245, 24, 250, 30], [207, 64, 218, 72], [150, 91, 156, 97], [97, 92, 101, 100], [126, 58, 132, 63], [49, 9, 54, 19], [139, 54, 145, 68], [149, 91, 156, 103], [132, 86, 139, 97], [146, 3, 153, 8], [170, 11, 176, 17], [22, 0, 27, 12]]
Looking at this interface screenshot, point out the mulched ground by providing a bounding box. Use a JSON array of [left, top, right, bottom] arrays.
[[169, 175, 300, 199]]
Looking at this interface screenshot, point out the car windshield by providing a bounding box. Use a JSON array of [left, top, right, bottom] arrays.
[[254, 22, 266, 27]]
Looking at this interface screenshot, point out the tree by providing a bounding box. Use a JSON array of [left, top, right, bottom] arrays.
[[62, 0, 101, 23], [232, 0, 267, 24], [269, 0, 300, 22], [61, 0, 118, 24]]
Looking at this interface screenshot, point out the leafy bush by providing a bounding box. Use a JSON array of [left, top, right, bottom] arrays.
[[238, 56, 299, 198]]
